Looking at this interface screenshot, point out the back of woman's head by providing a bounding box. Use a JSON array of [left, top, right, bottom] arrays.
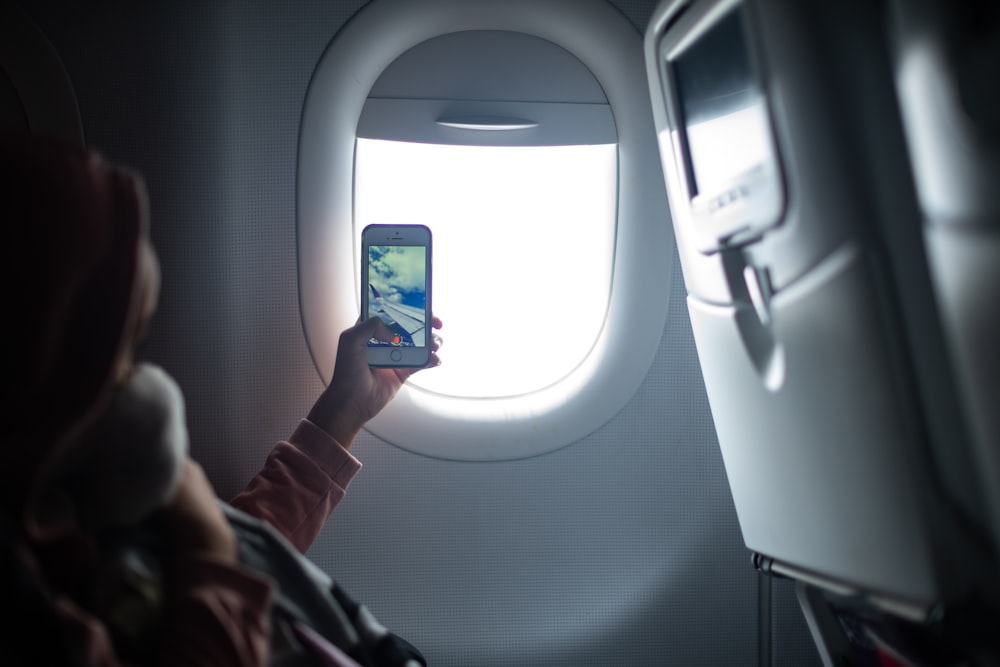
[[0, 133, 151, 539]]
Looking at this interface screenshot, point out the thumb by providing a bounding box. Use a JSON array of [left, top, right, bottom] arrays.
[[339, 317, 392, 358], [358, 316, 394, 344]]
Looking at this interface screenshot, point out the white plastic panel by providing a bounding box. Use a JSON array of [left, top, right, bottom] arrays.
[[688, 245, 935, 602]]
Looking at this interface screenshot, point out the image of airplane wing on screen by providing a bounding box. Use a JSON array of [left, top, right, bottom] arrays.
[[370, 285, 426, 346]]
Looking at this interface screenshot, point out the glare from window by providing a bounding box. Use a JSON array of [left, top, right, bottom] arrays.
[[685, 103, 772, 195], [354, 138, 618, 399]]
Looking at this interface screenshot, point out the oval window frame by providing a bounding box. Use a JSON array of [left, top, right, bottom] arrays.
[[298, 0, 673, 460]]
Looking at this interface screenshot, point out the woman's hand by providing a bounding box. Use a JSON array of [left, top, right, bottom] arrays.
[[307, 316, 443, 448]]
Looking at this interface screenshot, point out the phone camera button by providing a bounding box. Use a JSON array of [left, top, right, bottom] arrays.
[[390, 349, 403, 362]]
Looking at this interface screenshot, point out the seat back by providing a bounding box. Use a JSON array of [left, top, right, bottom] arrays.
[[644, 0, 996, 622], [889, 0, 1000, 571]]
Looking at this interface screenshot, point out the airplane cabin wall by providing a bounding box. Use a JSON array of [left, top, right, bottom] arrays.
[[17, 1, 819, 664]]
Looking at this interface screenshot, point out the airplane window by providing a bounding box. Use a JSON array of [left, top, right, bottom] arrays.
[[354, 138, 617, 399], [297, 0, 672, 460]]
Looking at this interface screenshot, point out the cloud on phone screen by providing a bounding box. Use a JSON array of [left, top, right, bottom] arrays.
[[369, 246, 426, 308]]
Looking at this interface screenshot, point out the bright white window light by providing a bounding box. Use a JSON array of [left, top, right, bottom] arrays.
[[354, 138, 618, 399]]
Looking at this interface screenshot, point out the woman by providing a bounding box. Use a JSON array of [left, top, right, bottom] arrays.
[[0, 133, 440, 665]]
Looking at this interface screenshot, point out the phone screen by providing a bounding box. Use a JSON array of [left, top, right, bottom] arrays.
[[366, 244, 428, 348], [361, 224, 432, 367]]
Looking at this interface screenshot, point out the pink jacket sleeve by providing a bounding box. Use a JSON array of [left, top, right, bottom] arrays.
[[230, 419, 362, 553]]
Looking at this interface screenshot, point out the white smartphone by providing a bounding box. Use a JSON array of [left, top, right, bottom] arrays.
[[360, 224, 433, 368]]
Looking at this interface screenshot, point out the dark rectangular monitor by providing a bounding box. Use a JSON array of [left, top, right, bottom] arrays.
[[673, 8, 769, 196], [658, 1, 784, 252]]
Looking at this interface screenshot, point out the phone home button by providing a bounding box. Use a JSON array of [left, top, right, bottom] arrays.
[[390, 349, 403, 362]]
